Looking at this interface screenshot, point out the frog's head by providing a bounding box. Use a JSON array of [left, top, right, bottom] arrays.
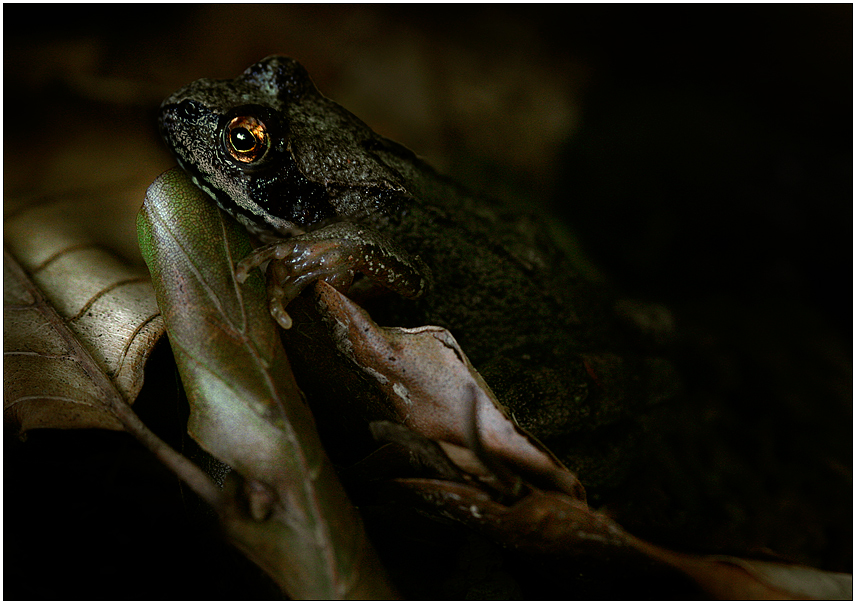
[[159, 56, 327, 233], [159, 56, 410, 235]]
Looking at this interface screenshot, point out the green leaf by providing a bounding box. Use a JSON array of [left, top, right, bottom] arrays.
[[138, 167, 395, 599]]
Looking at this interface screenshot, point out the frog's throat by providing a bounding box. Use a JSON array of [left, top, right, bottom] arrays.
[[179, 163, 299, 236]]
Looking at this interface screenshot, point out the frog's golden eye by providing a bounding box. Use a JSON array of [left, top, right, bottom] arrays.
[[225, 116, 269, 163]]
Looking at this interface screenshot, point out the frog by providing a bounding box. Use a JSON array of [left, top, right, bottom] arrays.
[[159, 56, 680, 493]]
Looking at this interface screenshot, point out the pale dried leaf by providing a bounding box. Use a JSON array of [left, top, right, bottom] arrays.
[[4, 198, 165, 431]]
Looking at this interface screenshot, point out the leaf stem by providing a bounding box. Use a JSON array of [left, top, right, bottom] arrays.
[[4, 247, 224, 510], [109, 396, 226, 509]]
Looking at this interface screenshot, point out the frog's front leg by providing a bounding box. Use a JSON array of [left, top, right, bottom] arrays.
[[235, 222, 432, 329]]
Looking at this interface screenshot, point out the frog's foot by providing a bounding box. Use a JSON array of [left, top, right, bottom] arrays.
[[235, 222, 432, 330]]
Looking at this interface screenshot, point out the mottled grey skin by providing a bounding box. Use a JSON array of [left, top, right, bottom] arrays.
[[160, 57, 415, 235], [159, 56, 679, 490]]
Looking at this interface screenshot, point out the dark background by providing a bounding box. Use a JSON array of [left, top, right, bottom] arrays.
[[5, 5, 851, 599]]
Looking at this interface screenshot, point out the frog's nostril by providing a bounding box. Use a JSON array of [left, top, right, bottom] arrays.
[[177, 99, 202, 121]]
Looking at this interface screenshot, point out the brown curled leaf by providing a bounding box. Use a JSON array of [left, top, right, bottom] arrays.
[[368, 420, 467, 483], [386, 477, 852, 600], [313, 280, 585, 499]]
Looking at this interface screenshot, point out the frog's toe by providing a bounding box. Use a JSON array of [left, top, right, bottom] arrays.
[[235, 242, 297, 283], [236, 251, 270, 283], [269, 296, 293, 330]]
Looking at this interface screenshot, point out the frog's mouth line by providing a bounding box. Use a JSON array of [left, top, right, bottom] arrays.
[[168, 153, 307, 241]]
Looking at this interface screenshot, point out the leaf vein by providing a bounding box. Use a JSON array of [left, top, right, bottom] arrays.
[[68, 276, 152, 321], [148, 203, 234, 325], [114, 311, 164, 375], [32, 242, 101, 273]]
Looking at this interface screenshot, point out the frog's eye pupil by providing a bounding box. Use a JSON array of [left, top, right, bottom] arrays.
[[230, 127, 256, 152], [225, 115, 270, 163]]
